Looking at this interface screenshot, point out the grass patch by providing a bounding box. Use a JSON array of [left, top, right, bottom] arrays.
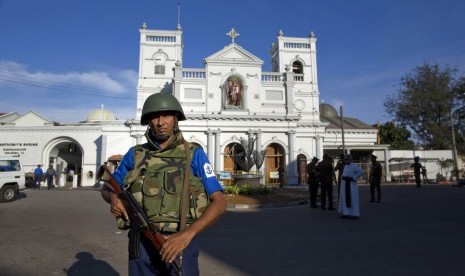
[[223, 184, 271, 196]]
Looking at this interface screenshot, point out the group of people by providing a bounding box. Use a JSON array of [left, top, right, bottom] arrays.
[[33, 164, 57, 190], [97, 93, 435, 275], [306, 153, 384, 220]]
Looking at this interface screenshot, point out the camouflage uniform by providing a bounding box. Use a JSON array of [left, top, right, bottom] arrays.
[[124, 130, 209, 233]]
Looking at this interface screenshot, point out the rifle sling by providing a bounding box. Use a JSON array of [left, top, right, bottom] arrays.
[[180, 140, 191, 231]]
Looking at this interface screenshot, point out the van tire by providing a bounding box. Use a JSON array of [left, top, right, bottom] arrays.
[[0, 184, 18, 202]]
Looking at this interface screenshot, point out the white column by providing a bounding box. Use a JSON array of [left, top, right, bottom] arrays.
[[206, 129, 214, 165], [255, 130, 264, 184], [287, 130, 297, 185], [384, 148, 390, 182], [214, 130, 221, 173], [315, 135, 323, 159], [101, 134, 107, 166]]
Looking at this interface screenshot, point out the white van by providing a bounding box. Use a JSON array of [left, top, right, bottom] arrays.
[[0, 157, 26, 202]]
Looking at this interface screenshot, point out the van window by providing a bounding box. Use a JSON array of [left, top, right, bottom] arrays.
[[0, 160, 21, 172]]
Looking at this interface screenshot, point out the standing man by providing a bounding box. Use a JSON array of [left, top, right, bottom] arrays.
[[338, 154, 363, 219], [316, 154, 335, 210], [411, 156, 423, 188], [369, 155, 382, 203], [101, 93, 226, 275], [45, 164, 57, 190], [33, 164, 43, 190], [334, 153, 346, 196], [306, 157, 320, 208]]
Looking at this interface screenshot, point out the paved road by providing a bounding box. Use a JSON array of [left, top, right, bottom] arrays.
[[1, 184, 464, 276]]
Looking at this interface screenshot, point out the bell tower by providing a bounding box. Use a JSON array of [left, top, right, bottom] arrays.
[[270, 30, 320, 122], [270, 30, 318, 85], [136, 22, 183, 121]]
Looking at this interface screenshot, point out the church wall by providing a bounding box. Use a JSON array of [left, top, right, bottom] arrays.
[[0, 125, 134, 187]]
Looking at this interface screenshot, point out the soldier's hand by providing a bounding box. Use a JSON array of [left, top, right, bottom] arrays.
[[110, 194, 128, 220], [160, 231, 193, 263]]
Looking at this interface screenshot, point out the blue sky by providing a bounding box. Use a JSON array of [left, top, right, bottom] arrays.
[[1, 0, 464, 124]]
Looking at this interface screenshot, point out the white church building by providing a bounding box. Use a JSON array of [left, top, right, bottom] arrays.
[[0, 22, 384, 187]]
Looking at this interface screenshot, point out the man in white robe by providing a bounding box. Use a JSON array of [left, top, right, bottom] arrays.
[[338, 154, 364, 219]]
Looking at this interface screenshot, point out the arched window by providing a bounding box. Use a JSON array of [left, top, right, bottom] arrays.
[[153, 51, 167, 75], [292, 61, 303, 74]]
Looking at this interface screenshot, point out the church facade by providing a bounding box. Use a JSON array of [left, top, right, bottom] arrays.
[[0, 23, 380, 187], [132, 23, 379, 185]]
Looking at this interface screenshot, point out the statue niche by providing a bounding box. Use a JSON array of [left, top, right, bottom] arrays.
[[224, 76, 243, 109]]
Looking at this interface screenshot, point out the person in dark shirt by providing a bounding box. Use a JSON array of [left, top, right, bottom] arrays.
[[306, 157, 319, 208], [411, 156, 423, 188], [316, 153, 335, 210], [369, 155, 383, 203]]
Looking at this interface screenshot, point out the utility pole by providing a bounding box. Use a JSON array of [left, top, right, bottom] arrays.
[[340, 106, 345, 154], [450, 111, 459, 181]]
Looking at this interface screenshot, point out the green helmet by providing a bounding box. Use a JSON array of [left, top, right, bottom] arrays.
[[140, 93, 186, 125]]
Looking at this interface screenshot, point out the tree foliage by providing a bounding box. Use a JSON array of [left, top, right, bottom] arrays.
[[384, 63, 465, 151], [379, 121, 415, 149]]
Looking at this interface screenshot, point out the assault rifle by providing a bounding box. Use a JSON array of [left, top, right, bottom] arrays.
[[97, 165, 182, 275]]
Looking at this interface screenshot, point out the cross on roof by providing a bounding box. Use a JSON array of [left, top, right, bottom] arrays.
[[227, 28, 240, 43]]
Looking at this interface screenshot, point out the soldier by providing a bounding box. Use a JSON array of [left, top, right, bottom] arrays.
[[411, 156, 423, 188], [369, 155, 382, 203], [44, 164, 57, 190], [101, 93, 226, 275], [306, 157, 320, 208], [316, 154, 335, 210]]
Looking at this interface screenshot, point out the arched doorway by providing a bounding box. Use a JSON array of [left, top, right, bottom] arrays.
[[223, 143, 244, 185], [44, 138, 83, 187], [264, 143, 285, 185], [297, 154, 308, 185]]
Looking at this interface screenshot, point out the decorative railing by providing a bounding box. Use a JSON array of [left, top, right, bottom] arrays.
[[294, 74, 304, 82], [261, 72, 283, 82], [182, 69, 206, 79], [284, 42, 310, 49], [146, 35, 176, 42]]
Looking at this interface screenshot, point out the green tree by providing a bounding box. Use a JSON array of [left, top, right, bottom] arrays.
[[379, 121, 415, 149], [438, 158, 454, 181], [453, 76, 465, 153], [384, 63, 463, 150]]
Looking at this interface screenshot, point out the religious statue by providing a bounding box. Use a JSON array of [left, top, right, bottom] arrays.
[[225, 76, 243, 107]]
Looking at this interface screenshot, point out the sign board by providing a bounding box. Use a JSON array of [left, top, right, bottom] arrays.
[[219, 171, 231, 180], [269, 171, 279, 179]]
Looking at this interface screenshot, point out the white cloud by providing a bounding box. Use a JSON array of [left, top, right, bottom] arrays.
[[0, 60, 137, 123], [0, 60, 136, 95]]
